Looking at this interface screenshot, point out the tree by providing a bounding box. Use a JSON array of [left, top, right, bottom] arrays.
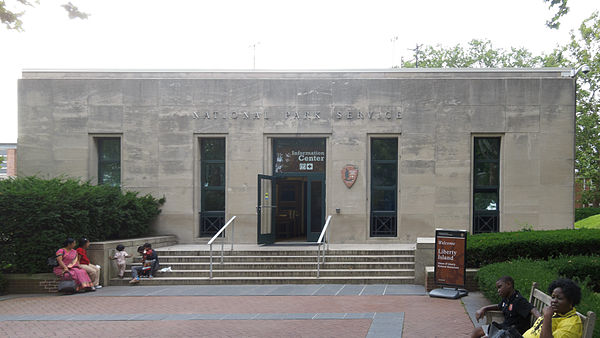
[[560, 12, 600, 205], [544, 0, 570, 29], [0, 0, 88, 31], [401, 39, 549, 68]]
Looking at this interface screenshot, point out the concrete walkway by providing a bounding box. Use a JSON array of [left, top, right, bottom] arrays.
[[0, 284, 478, 337]]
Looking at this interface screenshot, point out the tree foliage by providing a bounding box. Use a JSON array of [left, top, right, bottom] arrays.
[[401, 39, 551, 68], [544, 0, 570, 29], [564, 12, 600, 205], [0, 0, 88, 31]]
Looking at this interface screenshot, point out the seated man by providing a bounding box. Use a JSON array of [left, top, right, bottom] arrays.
[[471, 276, 541, 338]]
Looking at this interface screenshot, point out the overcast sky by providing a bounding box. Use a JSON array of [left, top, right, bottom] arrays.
[[1, 0, 598, 143]]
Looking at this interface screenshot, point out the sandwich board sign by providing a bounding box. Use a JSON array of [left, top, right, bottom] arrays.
[[429, 229, 468, 299]]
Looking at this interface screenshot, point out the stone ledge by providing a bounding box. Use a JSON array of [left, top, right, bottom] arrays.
[[4, 273, 59, 294], [425, 266, 479, 292], [2, 235, 177, 294], [88, 235, 177, 286]]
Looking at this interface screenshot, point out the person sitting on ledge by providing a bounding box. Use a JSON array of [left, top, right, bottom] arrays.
[[471, 275, 541, 338], [522, 278, 582, 338], [54, 238, 95, 292]]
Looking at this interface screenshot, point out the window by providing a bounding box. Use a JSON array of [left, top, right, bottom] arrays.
[[97, 138, 121, 186], [0, 149, 7, 175], [370, 138, 398, 237], [200, 138, 226, 237], [473, 137, 500, 233]]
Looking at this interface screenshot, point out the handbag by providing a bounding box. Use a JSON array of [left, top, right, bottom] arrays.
[[57, 272, 77, 294], [488, 322, 523, 338], [48, 248, 65, 267]]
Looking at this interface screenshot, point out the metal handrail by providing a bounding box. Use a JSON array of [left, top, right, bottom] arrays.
[[316, 215, 332, 278], [208, 215, 236, 279]]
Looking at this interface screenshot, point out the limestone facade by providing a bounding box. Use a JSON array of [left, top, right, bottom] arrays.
[[18, 70, 575, 244]]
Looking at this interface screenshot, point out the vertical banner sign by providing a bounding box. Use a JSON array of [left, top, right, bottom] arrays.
[[434, 229, 467, 287]]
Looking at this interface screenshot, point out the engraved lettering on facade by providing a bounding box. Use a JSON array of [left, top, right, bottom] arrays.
[[192, 110, 401, 121]]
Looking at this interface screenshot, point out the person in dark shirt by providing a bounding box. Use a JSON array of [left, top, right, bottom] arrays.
[[471, 276, 541, 337]]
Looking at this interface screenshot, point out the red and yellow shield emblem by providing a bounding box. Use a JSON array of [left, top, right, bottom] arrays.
[[341, 165, 359, 188]]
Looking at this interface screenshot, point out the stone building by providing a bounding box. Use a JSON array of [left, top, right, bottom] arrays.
[[0, 143, 17, 179], [18, 69, 575, 244]]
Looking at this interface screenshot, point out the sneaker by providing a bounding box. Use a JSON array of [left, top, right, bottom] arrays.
[[95, 285, 102, 289], [128, 278, 139, 284]]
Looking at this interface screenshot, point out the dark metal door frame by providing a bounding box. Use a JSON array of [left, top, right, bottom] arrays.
[[257, 174, 276, 244]]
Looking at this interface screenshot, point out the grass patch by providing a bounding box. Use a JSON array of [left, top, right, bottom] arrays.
[[576, 214, 600, 229]]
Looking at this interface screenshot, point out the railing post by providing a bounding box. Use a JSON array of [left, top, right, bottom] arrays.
[[317, 244, 321, 278], [209, 243, 213, 279], [316, 215, 332, 279], [207, 216, 237, 280], [231, 219, 234, 251]]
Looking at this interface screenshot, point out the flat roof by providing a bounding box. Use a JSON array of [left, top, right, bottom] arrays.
[[21, 68, 573, 80]]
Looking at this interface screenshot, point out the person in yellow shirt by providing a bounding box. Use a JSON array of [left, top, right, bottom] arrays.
[[523, 278, 583, 338]]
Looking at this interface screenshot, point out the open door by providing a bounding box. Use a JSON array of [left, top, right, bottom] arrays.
[[257, 174, 276, 244], [306, 177, 325, 242]]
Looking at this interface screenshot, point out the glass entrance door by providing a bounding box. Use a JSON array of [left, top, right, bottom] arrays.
[[257, 174, 276, 244], [271, 138, 326, 243]]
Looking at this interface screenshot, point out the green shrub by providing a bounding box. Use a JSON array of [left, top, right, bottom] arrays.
[[477, 256, 600, 337], [0, 176, 165, 274], [466, 229, 600, 268], [0, 273, 5, 295], [576, 207, 600, 222], [554, 256, 600, 292], [476, 258, 557, 303]]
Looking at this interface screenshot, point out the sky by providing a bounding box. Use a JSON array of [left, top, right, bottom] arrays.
[[1, 0, 599, 143]]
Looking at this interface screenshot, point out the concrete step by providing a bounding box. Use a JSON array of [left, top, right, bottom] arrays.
[[155, 250, 415, 257], [115, 246, 418, 286], [129, 262, 415, 270], [154, 255, 415, 263], [123, 268, 415, 278], [110, 276, 416, 285]]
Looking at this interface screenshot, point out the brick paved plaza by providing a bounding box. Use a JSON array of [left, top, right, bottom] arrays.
[[0, 285, 476, 337]]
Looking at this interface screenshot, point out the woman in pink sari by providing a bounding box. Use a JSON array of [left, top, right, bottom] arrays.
[[54, 238, 94, 292]]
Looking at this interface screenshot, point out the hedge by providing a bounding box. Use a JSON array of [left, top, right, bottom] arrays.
[[477, 256, 600, 337], [576, 208, 600, 222], [466, 229, 600, 268], [0, 176, 165, 274]]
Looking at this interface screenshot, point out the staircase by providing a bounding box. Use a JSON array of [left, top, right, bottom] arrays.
[[110, 246, 416, 285]]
